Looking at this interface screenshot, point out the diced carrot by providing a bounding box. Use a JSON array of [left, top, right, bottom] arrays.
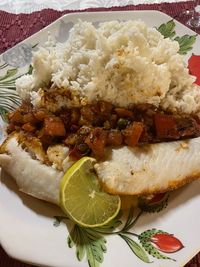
[[107, 130, 123, 146], [37, 127, 45, 138], [123, 122, 144, 146], [8, 110, 23, 124], [44, 117, 66, 136], [154, 114, 177, 138], [23, 113, 37, 124], [85, 128, 107, 159], [71, 108, 80, 124], [7, 123, 15, 134], [33, 110, 47, 121], [115, 108, 134, 118], [22, 122, 36, 132]]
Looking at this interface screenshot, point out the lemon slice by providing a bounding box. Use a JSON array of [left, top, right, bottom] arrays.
[[60, 157, 121, 228]]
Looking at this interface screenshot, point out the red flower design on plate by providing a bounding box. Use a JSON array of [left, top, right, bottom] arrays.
[[188, 54, 200, 86], [148, 193, 167, 204], [151, 233, 184, 253]]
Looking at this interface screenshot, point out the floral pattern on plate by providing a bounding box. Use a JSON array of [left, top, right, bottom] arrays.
[[54, 193, 185, 266]]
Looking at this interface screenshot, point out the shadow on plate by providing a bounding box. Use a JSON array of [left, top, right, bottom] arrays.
[[134, 180, 200, 228], [1, 168, 200, 227], [1, 169, 63, 219]]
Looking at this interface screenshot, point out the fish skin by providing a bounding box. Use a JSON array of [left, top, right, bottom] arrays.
[[94, 138, 200, 195]]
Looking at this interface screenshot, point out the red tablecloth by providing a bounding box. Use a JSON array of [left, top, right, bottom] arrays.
[[0, 1, 200, 266]]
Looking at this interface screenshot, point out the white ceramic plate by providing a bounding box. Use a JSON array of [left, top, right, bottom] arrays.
[[0, 11, 200, 267]]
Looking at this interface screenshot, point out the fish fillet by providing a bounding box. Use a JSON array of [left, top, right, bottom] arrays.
[[94, 138, 200, 195], [1, 135, 200, 204], [0, 136, 63, 204]]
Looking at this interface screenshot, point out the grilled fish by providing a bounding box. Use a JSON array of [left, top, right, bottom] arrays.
[[95, 138, 200, 195], [0, 133, 200, 204]]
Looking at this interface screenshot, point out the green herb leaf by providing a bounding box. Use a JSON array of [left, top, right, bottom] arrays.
[[157, 20, 176, 38], [0, 68, 18, 81], [174, 35, 197, 55], [139, 229, 175, 261], [120, 233, 151, 263]]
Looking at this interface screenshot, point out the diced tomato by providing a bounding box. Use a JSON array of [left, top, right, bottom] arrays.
[[85, 128, 107, 158], [68, 146, 83, 160], [69, 143, 90, 160], [44, 117, 66, 136], [154, 114, 177, 139], [123, 122, 144, 146]]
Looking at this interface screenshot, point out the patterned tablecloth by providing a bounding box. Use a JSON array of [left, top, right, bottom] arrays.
[[0, 1, 200, 267], [0, 0, 191, 13]]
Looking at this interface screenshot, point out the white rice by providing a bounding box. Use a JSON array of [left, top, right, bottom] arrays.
[[16, 19, 200, 114]]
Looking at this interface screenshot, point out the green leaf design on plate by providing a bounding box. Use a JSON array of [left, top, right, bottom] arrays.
[[139, 229, 175, 261], [121, 207, 143, 232], [157, 20, 196, 55], [27, 64, 33, 75], [93, 211, 122, 234], [122, 206, 134, 231], [0, 106, 8, 122], [0, 63, 8, 70], [0, 68, 18, 81], [119, 233, 150, 263], [174, 35, 197, 55], [0, 64, 36, 121], [0, 87, 21, 115], [0, 67, 21, 115], [157, 20, 176, 38], [68, 224, 107, 267]]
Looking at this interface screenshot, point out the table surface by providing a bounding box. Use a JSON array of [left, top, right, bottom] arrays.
[[0, 0, 190, 13]]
